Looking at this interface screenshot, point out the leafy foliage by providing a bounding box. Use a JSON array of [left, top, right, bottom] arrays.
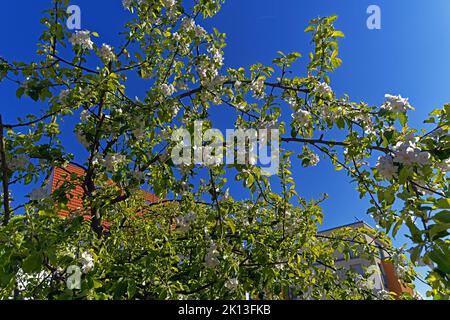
[[0, 0, 448, 299]]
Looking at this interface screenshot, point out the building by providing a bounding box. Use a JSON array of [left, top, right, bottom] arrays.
[[318, 221, 414, 297]]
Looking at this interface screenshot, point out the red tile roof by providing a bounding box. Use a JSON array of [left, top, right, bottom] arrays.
[[50, 164, 160, 227], [51, 164, 86, 214]]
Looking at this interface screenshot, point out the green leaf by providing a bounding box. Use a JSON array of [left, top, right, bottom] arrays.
[[433, 211, 450, 224], [429, 245, 450, 274], [225, 218, 236, 234], [429, 223, 450, 239], [22, 252, 43, 273], [127, 280, 137, 299], [332, 30, 345, 38], [434, 198, 450, 209]]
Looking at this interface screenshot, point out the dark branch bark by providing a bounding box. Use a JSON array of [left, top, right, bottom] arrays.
[[0, 115, 11, 224]]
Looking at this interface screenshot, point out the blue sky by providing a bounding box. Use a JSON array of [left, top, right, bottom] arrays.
[[2, 0, 450, 296]]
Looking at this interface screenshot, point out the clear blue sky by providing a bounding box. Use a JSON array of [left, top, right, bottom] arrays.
[[2, 0, 450, 296]]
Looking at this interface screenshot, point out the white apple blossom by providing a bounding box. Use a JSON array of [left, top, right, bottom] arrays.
[[309, 153, 320, 166], [98, 43, 115, 62], [180, 17, 196, 32], [430, 127, 447, 140], [374, 289, 391, 300], [166, 7, 179, 21], [80, 251, 94, 273], [194, 25, 207, 39], [225, 278, 239, 291], [250, 77, 265, 98], [104, 153, 126, 171], [122, 0, 133, 10], [122, 0, 144, 10], [223, 188, 230, 200], [203, 146, 223, 167], [75, 129, 90, 148], [176, 81, 188, 91], [416, 151, 431, 166], [285, 96, 298, 108], [21, 77, 31, 90], [208, 46, 224, 65], [159, 83, 175, 97], [319, 101, 341, 121], [205, 242, 220, 268], [175, 211, 196, 232], [172, 32, 182, 42], [69, 30, 94, 50], [314, 82, 333, 97], [291, 109, 311, 127], [382, 94, 413, 113], [162, 0, 176, 9], [376, 155, 397, 180], [392, 139, 430, 167], [80, 110, 90, 122], [59, 89, 70, 102], [437, 158, 450, 173], [132, 126, 146, 140], [197, 57, 219, 83]]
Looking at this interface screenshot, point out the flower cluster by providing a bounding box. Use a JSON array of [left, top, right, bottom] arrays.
[[291, 109, 311, 128], [104, 153, 126, 172], [430, 127, 447, 140], [80, 110, 90, 122], [205, 242, 220, 268], [81, 251, 94, 273], [390, 250, 408, 280], [175, 211, 196, 232], [98, 43, 115, 62], [393, 139, 430, 167], [131, 117, 146, 140], [375, 155, 397, 180], [122, 0, 145, 11], [438, 158, 450, 173], [59, 89, 70, 102], [162, 0, 178, 20], [309, 153, 320, 166], [162, 0, 176, 9], [159, 83, 176, 97], [224, 278, 239, 291], [75, 128, 90, 148], [69, 30, 94, 50], [180, 17, 207, 39], [208, 46, 224, 65], [314, 82, 333, 97], [250, 77, 265, 98], [382, 94, 413, 113], [374, 289, 391, 300], [376, 134, 431, 180]]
